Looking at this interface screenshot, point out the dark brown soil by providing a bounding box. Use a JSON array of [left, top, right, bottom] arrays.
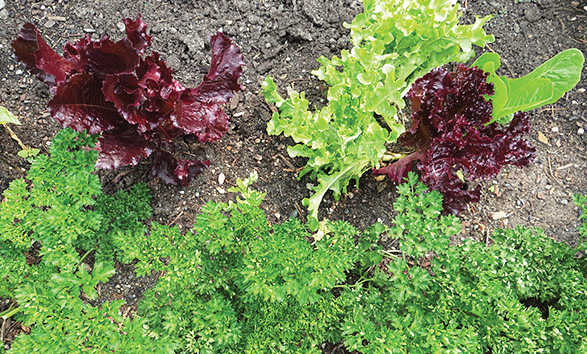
[[1, 0, 586, 351]]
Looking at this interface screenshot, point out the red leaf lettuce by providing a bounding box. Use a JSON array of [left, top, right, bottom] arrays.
[[374, 65, 535, 214], [12, 15, 243, 186]]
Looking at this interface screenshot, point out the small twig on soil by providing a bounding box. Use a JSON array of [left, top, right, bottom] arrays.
[[0, 154, 25, 173], [557, 16, 566, 33], [538, 107, 567, 114], [168, 210, 185, 226], [112, 170, 134, 184], [277, 153, 296, 171], [3, 124, 28, 152], [485, 227, 491, 247], [122, 306, 132, 319], [546, 156, 565, 187], [552, 6, 587, 14], [294, 201, 305, 223], [60, 33, 82, 38], [381, 249, 404, 257], [1, 317, 6, 343], [265, 101, 278, 114], [556, 163, 574, 170], [566, 36, 587, 47]]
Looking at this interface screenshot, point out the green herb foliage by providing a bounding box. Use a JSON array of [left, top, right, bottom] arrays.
[[573, 193, 587, 255], [2, 129, 586, 353], [263, 0, 494, 229], [125, 172, 382, 353], [473, 49, 585, 124], [339, 176, 587, 353], [106, 171, 587, 353], [0, 128, 174, 353]]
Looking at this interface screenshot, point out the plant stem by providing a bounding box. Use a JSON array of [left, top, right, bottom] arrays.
[[380, 249, 404, 258], [77, 249, 95, 268], [4, 124, 28, 151], [0, 154, 26, 173], [0, 307, 19, 320]]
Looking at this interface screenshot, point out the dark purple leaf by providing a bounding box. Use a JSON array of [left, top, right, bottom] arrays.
[[173, 90, 230, 142], [48, 73, 122, 134], [95, 125, 153, 169], [102, 73, 141, 112], [11, 23, 76, 91], [171, 32, 244, 141], [119, 51, 182, 133], [193, 32, 244, 102], [152, 151, 210, 187], [136, 51, 177, 88], [373, 151, 423, 184], [63, 35, 140, 76], [123, 14, 153, 55], [14, 17, 244, 187], [375, 64, 535, 214]]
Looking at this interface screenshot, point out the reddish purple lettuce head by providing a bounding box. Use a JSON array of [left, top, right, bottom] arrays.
[[374, 65, 535, 214], [12, 15, 244, 186]]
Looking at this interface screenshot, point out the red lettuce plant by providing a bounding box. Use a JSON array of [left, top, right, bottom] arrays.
[[374, 65, 535, 214], [11, 15, 244, 186]]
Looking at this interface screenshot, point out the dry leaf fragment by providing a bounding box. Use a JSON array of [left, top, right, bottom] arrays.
[[537, 131, 549, 145]]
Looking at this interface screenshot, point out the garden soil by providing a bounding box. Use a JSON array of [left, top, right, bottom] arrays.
[[0, 0, 586, 351]]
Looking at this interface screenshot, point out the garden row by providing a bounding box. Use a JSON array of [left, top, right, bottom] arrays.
[[1, 128, 586, 353], [1, 0, 586, 353]]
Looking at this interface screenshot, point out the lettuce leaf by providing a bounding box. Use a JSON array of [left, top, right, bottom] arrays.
[[0, 106, 21, 125], [473, 49, 584, 124], [374, 65, 535, 214], [263, 0, 494, 229], [12, 15, 243, 185]]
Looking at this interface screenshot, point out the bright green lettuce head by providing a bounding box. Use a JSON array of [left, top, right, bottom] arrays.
[[263, 0, 494, 229]]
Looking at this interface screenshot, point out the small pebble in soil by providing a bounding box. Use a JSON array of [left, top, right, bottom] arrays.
[[551, 127, 559, 133], [578, 128, 585, 135], [492, 211, 507, 220], [561, 199, 569, 205], [289, 209, 298, 219]]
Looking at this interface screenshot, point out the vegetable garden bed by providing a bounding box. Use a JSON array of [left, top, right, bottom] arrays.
[[0, 0, 586, 353]]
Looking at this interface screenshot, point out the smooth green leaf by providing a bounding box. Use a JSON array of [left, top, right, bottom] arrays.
[[474, 49, 585, 122], [0, 106, 20, 125]]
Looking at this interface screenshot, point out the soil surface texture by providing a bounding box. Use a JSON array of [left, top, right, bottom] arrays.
[[0, 0, 586, 351]]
